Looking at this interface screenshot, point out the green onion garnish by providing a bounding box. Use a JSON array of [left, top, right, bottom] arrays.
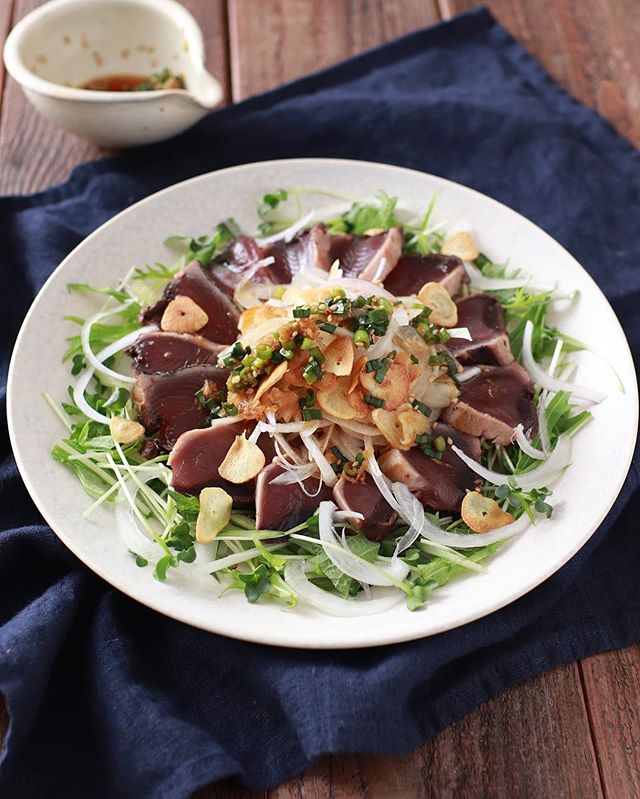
[[302, 408, 323, 421], [293, 307, 311, 318], [363, 394, 385, 408], [412, 399, 432, 417], [318, 322, 337, 334]]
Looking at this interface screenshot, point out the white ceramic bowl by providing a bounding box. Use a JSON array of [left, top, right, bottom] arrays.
[[3, 0, 222, 147]]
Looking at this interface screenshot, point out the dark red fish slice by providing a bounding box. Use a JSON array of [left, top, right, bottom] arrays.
[[337, 228, 403, 280], [383, 253, 468, 297], [447, 293, 513, 366], [208, 236, 270, 297], [132, 365, 229, 450], [139, 262, 240, 344], [168, 421, 276, 503], [126, 332, 224, 374], [379, 423, 481, 513], [262, 223, 331, 283], [442, 363, 537, 445], [332, 473, 398, 541], [255, 463, 332, 531]]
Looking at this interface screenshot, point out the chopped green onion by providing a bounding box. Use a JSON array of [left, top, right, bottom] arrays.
[[375, 360, 392, 383], [302, 408, 323, 421], [363, 394, 385, 408], [256, 343, 274, 361], [300, 337, 316, 350], [354, 329, 370, 348], [410, 354, 419, 364], [318, 322, 337, 334], [293, 307, 311, 318], [303, 361, 323, 384], [434, 435, 447, 452], [412, 399, 432, 417]]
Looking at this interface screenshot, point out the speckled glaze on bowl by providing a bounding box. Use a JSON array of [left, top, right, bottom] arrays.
[[3, 0, 222, 147], [7, 159, 638, 649]]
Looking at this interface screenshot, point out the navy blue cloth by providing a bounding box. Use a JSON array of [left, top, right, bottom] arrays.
[[1, 8, 639, 797]]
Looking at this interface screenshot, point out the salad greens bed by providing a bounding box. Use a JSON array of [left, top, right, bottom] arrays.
[[47, 189, 593, 613]]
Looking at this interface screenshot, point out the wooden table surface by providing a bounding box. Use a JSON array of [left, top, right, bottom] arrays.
[[1, 1, 639, 796]]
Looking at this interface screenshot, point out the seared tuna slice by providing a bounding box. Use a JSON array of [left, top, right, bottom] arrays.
[[132, 365, 229, 450], [140, 262, 239, 344], [378, 423, 481, 513], [447, 293, 513, 366], [442, 363, 537, 445], [333, 474, 398, 541], [263, 223, 332, 283], [337, 228, 403, 281], [255, 463, 332, 531], [168, 421, 276, 502], [208, 236, 269, 297], [383, 253, 468, 298], [329, 233, 355, 265], [126, 332, 224, 375]]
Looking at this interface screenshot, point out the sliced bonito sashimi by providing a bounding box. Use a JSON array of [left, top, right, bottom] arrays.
[[335, 228, 403, 281], [382, 253, 468, 298], [446, 293, 513, 366], [139, 261, 240, 344], [255, 463, 333, 532], [208, 235, 270, 297], [262, 223, 332, 283], [126, 332, 225, 375], [132, 365, 229, 450], [332, 473, 398, 541], [441, 362, 537, 445], [378, 423, 481, 513], [168, 421, 276, 500]]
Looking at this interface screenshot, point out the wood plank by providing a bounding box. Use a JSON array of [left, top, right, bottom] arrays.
[[441, 0, 640, 148], [227, 0, 440, 101], [580, 646, 640, 799], [0, 1, 15, 110], [0, 0, 230, 194], [267, 663, 603, 799]]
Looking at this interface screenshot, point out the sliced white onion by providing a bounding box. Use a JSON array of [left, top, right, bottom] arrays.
[[317, 501, 408, 586], [292, 261, 332, 289], [284, 560, 402, 616], [366, 318, 399, 360], [420, 511, 531, 548], [81, 304, 140, 384], [371, 256, 388, 284], [329, 277, 395, 300], [390, 483, 429, 553], [513, 423, 546, 460], [114, 467, 168, 561], [522, 320, 605, 403], [262, 420, 325, 435], [256, 212, 314, 246], [366, 452, 402, 514], [301, 433, 338, 487], [458, 366, 481, 383], [233, 256, 276, 309], [73, 325, 155, 424], [451, 436, 572, 491], [447, 327, 472, 341], [323, 415, 381, 439], [272, 432, 303, 464], [464, 262, 532, 291], [270, 460, 324, 498]]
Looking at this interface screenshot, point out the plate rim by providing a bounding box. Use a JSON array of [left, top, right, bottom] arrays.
[[7, 157, 639, 649]]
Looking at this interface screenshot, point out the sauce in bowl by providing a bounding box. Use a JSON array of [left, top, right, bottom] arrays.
[[80, 68, 185, 92]]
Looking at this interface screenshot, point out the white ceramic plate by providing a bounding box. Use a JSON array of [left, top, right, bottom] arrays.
[[8, 159, 638, 649]]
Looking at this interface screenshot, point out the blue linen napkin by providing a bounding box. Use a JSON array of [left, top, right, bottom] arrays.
[[1, 8, 639, 797]]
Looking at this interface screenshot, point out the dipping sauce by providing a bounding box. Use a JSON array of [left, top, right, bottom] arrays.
[[80, 68, 185, 92]]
